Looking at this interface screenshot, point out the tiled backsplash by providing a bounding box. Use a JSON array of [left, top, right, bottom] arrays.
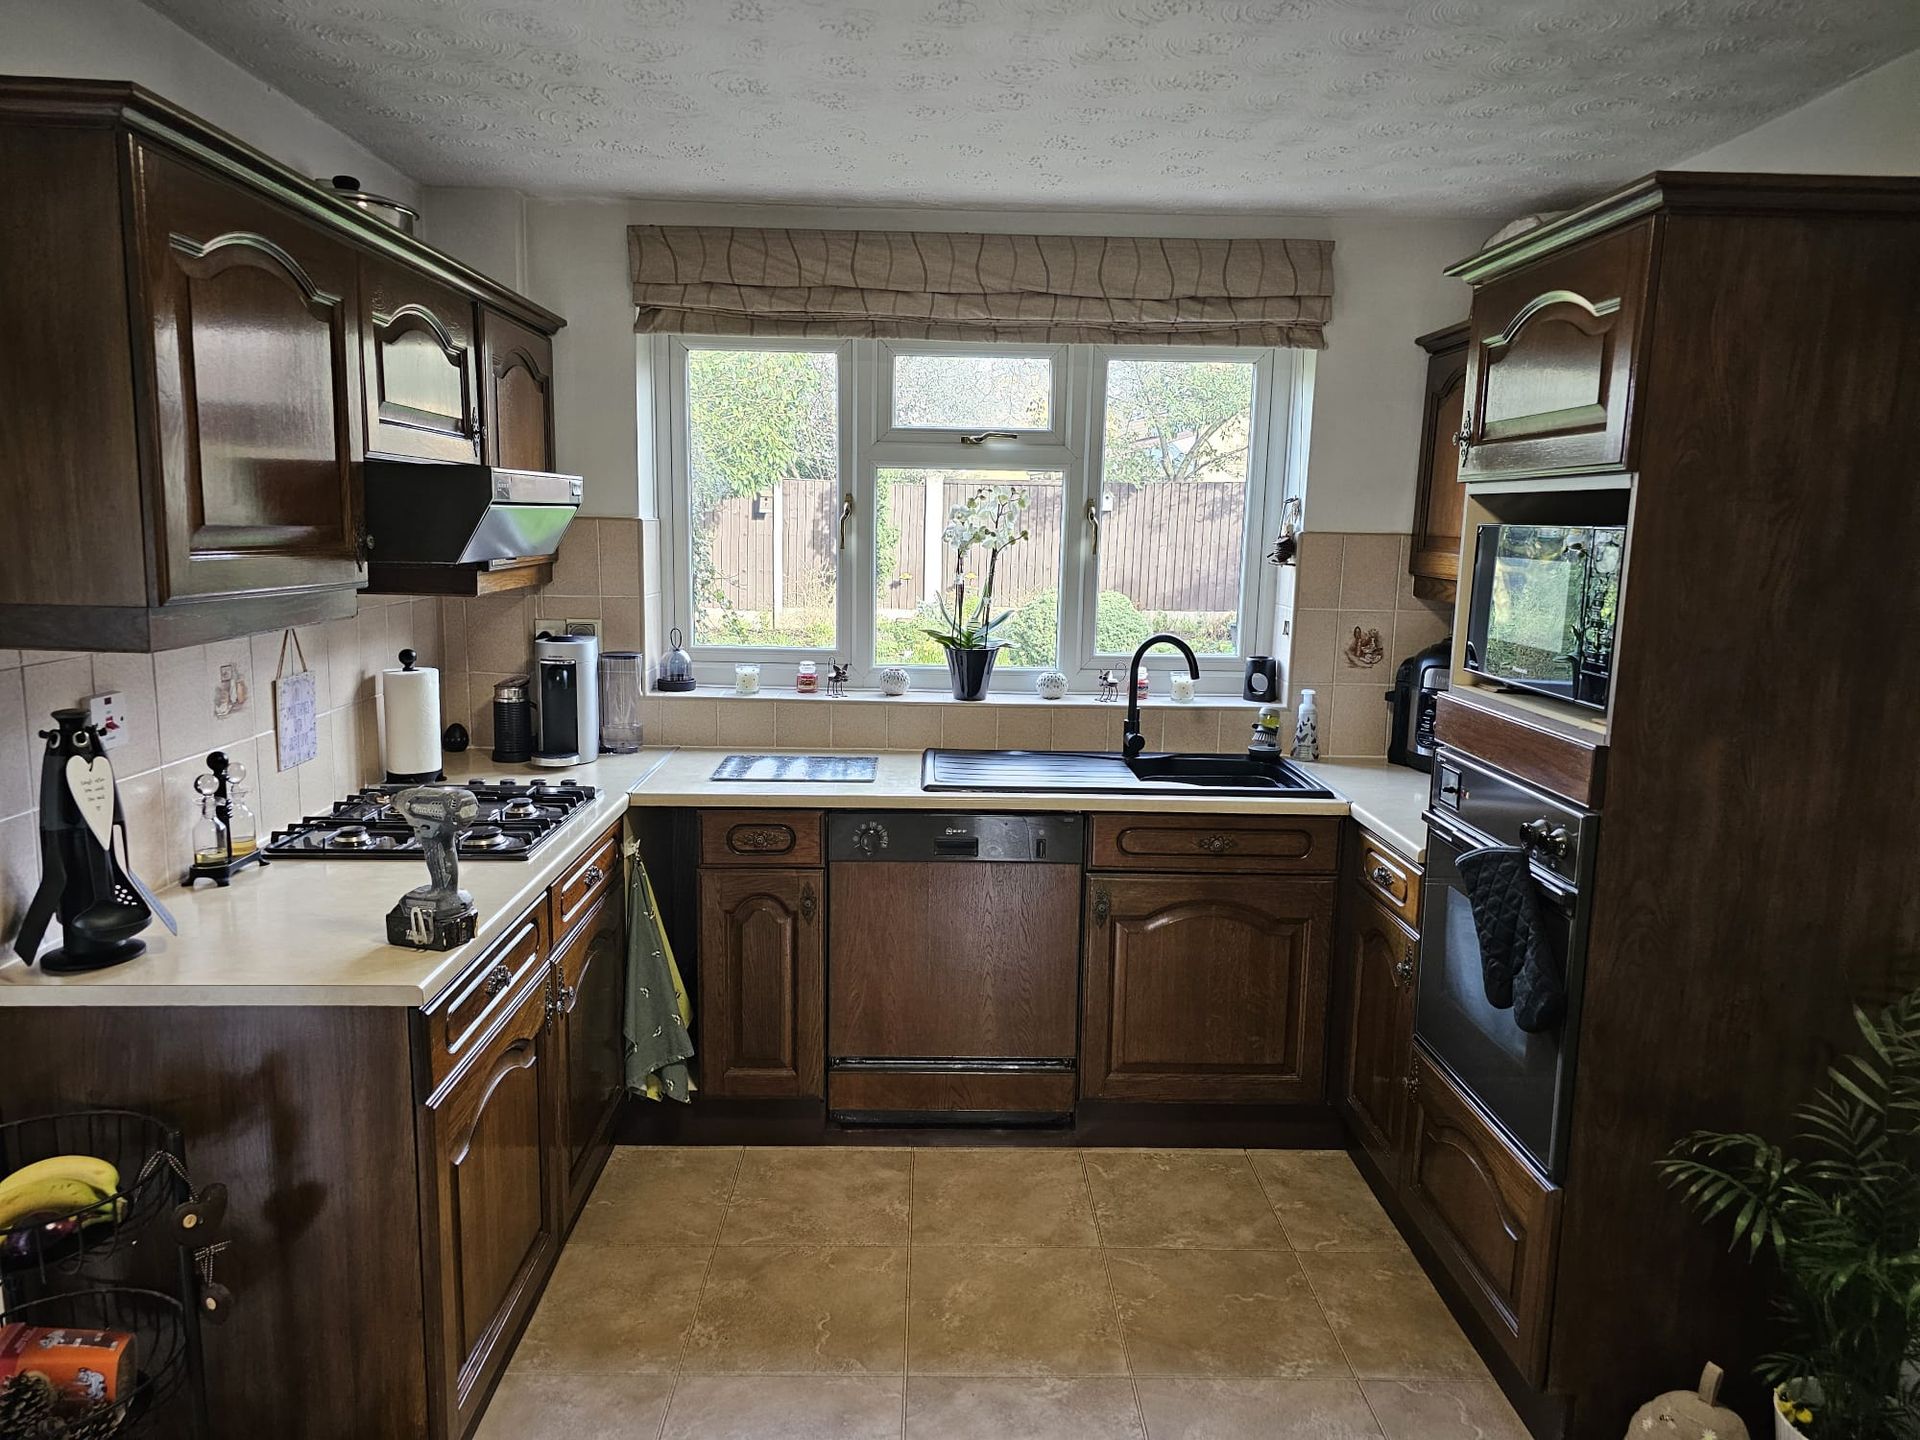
[[0, 595, 441, 947]]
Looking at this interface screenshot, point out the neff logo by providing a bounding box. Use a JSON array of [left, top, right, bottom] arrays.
[[943, 826, 968, 836]]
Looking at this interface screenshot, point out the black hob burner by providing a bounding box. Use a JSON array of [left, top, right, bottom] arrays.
[[264, 778, 599, 862]]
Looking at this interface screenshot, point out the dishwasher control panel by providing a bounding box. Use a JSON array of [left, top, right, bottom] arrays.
[[827, 812, 1084, 864]]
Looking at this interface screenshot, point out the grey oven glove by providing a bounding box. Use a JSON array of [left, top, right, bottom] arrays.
[[1455, 844, 1566, 1033]]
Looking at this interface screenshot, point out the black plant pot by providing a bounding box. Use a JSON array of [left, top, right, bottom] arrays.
[[944, 645, 1000, 701]]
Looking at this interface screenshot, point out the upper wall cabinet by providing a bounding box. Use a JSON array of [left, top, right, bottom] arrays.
[[0, 78, 564, 651], [361, 255, 482, 462], [480, 310, 557, 471], [1454, 220, 1654, 481], [1406, 322, 1470, 592]]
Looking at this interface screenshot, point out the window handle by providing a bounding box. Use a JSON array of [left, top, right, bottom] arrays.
[[1084, 499, 1101, 557], [959, 431, 1018, 446], [838, 491, 855, 551]]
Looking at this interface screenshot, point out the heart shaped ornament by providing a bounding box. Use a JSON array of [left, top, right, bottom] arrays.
[[66, 754, 117, 851]]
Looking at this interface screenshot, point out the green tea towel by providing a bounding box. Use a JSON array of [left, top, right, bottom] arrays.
[[624, 837, 694, 1102]]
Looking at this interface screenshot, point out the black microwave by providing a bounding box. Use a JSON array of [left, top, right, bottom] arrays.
[[1463, 523, 1624, 711]]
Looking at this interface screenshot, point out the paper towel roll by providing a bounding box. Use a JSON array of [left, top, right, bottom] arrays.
[[381, 652, 443, 781]]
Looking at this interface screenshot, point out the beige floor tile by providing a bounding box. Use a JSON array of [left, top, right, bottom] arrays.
[[912, 1150, 1098, 1247], [1085, 1151, 1287, 1249], [1298, 1252, 1487, 1380], [1247, 1151, 1407, 1253], [573, 1147, 743, 1246], [686, 1245, 907, 1374], [475, 1370, 675, 1439], [721, 1148, 911, 1245], [662, 1375, 904, 1439], [515, 1245, 712, 1373], [1134, 1377, 1384, 1438], [908, 1246, 1126, 1377], [907, 1377, 1143, 1438], [1360, 1379, 1530, 1439], [1106, 1248, 1348, 1378]]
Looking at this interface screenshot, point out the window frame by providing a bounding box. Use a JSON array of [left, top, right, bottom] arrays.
[[655, 335, 1305, 695]]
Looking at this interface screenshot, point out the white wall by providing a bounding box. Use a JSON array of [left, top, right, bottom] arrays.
[[420, 187, 528, 291], [1675, 49, 1920, 175], [9, 0, 418, 204], [502, 198, 1482, 529]]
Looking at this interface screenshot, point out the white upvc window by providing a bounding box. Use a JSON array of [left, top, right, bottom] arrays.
[[655, 335, 1309, 694]]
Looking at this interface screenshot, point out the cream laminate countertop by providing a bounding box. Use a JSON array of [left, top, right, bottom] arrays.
[[0, 747, 1428, 1008]]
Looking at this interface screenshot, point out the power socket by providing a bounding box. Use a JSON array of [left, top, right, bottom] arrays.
[[87, 691, 129, 752]]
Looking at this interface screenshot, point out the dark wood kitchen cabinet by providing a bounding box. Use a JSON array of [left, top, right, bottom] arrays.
[[361, 254, 483, 462], [1456, 219, 1652, 481], [0, 77, 565, 648], [554, 886, 626, 1219], [1407, 322, 1470, 592], [481, 309, 557, 471], [417, 953, 562, 1440], [1337, 877, 1420, 1180], [697, 867, 825, 1098]]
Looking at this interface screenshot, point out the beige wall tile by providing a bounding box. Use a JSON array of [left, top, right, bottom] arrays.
[[467, 671, 517, 751], [22, 655, 95, 741], [775, 701, 834, 750], [251, 624, 333, 717], [383, 598, 421, 668], [940, 705, 998, 749], [467, 593, 534, 675], [599, 520, 643, 597], [1392, 605, 1451, 667], [159, 756, 204, 880], [252, 732, 304, 838], [411, 600, 444, 668], [1049, 706, 1120, 753], [656, 698, 717, 747], [548, 518, 601, 597], [0, 669, 33, 820], [328, 705, 363, 797], [297, 718, 338, 815], [1339, 533, 1402, 609], [321, 617, 362, 708], [355, 701, 382, 787], [1160, 706, 1222, 754], [602, 595, 644, 654], [204, 637, 260, 752], [440, 673, 471, 747], [1288, 610, 1338, 689], [715, 701, 778, 750], [354, 605, 393, 695], [831, 703, 889, 751], [90, 651, 161, 778], [116, 768, 167, 887], [1327, 683, 1389, 759], [886, 705, 942, 752], [996, 708, 1052, 750], [1293, 532, 1344, 609], [0, 651, 18, 671], [0, 812, 40, 951], [1334, 611, 1395, 679], [442, 601, 470, 678]]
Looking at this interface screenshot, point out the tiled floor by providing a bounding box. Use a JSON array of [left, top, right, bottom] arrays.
[[479, 1146, 1530, 1440]]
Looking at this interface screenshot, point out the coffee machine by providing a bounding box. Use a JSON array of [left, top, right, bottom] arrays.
[[1385, 639, 1451, 772], [532, 633, 600, 767]]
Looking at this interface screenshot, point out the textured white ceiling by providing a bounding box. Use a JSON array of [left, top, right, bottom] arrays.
[[145, 0, 1920, 214]]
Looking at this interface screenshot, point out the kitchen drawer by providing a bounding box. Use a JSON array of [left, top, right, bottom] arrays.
[[1090, 814, 1339, 874], [699, 810, 824, 867], [424, 902, 548, 1090], [554, 822, 622, 943], [1355, 830, 1420, 927]]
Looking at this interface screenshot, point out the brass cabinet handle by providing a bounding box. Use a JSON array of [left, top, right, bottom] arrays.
[[482, 963, 512, 998], [799, 882, 818, 923], [838, 491, 855, 550], [581, 863, 604, 890], [1084, 498, 1101, 557], [730, 826, 795, 854], [1092, 887, 1110, 927], [1196, 834, 1239, 855]]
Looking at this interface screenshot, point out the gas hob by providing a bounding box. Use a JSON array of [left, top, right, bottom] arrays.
[[262, 779, 599, 862]]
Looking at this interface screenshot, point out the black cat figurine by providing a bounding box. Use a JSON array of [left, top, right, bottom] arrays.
[[13, 708, 176, 974]]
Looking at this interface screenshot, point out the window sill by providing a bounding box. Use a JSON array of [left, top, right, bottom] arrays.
[[646, 686, 1272, 710]]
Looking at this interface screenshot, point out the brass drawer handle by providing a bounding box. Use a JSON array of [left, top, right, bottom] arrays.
[[482, 963, 512, 998], [1092, 887, 1110, 927], [1196, 834, 1239, 856], [580, 863, 605, 890], [799, 882, 818, 924], [730, 825, 795, 854]]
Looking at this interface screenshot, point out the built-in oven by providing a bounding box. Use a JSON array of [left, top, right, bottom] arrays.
[[1418, 749, 1599, 1180]]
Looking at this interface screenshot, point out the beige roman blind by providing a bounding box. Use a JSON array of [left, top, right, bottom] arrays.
[[628, 226, 1333, 348]]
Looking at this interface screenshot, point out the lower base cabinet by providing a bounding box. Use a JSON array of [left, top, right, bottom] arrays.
[[1080, 873, 1336, 1102], [697, 867, 825, 1098], [555, 889, 627, 1215], [1338, 887, 1419, 1179], [1402, 1043, 1563, 1383]]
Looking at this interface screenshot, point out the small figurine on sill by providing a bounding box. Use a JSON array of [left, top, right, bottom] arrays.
[[1096, 670, 1121, 702], [826, 662, 850, 698]]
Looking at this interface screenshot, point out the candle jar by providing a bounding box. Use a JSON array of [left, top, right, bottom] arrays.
[[1134, 672, 1150, 700], [1171, 675, 1197, 704], [734, 664, 761, 696], [795, 661, 818, 694]]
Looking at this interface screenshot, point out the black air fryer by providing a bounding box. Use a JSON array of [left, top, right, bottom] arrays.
[[1385, 639, 1451, 771]]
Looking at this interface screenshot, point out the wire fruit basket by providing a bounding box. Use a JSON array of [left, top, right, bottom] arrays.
[[0, 1287, 189, 1438], [0, 1114, 191, 1285]]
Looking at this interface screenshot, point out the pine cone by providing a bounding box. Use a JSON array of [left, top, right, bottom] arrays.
[[54, 1402, 128, 1440], [0, 1371, 57, 1439]]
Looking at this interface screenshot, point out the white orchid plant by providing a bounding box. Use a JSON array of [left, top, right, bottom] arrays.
[[922, 485, 1033, 651]]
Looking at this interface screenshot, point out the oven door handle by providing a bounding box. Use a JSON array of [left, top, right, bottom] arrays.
[[1424, 811, 1581, 903]]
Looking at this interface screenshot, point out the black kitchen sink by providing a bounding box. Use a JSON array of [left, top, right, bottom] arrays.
[[921, 749, 1337, 799]]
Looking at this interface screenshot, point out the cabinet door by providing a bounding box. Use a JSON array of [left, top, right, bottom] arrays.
[[1402, 1045, 1562, 1383], [134, 142, 364, 603], [360, 253, 482, 461], [1460, 220, 1653, 480], [1338, 890, 1419, 1178], [698, 868, 824, 1098], [1081, 874, 1335, 1103], [418, 965, 561, 1439], [480, 309, 555, 471], [1408, 323, 1469, 585], [556, 889, 626, 1220]]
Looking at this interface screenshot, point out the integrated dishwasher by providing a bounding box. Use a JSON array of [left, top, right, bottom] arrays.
[[826, 812, 1085, 1123]]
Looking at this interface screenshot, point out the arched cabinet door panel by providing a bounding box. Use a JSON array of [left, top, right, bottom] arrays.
[[481, 308, 556, 471], [697, 867, 825, 1098], [1338, 891, 1419, 1177], [1459, 219, 1654, 480], [136, 142, 364, 602], [360, 252, 481, 461]]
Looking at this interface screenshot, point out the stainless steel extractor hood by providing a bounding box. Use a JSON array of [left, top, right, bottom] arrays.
[[362, 458, 583, 566]]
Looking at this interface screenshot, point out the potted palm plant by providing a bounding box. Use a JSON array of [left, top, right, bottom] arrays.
[[1660, 987, 1920, 1440], [923, 485, 1032, 700]]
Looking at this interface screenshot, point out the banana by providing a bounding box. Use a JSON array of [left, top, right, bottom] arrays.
[[0, 1156, 122, 1231], [0, 1155, 119, 1198]]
